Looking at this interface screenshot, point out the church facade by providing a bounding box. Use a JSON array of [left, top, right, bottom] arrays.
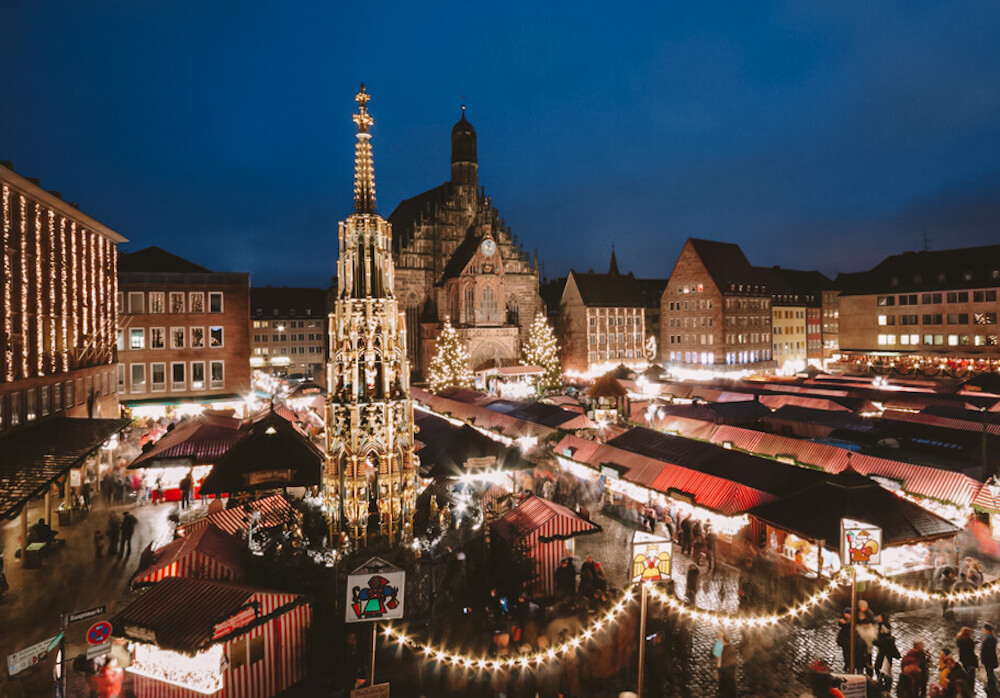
[[388, 109, 542, 376]]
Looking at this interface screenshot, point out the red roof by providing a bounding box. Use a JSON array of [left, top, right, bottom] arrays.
[[133, 523, 246, 586], [113, 577, 303, 653], [129, 414, 243, 468], [179, 494, 292, 536], [413, 388, 557, 441], [492, 495, 599, 541], [881, 409, 1000, 436]]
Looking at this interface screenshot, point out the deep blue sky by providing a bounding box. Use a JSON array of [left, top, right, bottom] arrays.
[[3, 1, 1000, 286]]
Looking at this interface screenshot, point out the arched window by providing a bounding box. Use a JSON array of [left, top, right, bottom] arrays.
[[482, 287, 497, 324], [506, 302, 519, 327], [463, 286, 474, 324]]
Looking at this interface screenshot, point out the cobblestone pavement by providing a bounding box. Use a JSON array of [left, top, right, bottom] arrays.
[[574, 510, 1000, 697]]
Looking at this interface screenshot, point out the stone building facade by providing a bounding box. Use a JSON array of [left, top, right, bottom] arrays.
[[250, 286, 328, 381], [660, 238, 774, 370], [0, 162, 125, 429], [388, 109, 542, 376]]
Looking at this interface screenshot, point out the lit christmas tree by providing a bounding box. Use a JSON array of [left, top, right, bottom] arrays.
[[428, 318, 473, 393], [522, 312, 562, 391]]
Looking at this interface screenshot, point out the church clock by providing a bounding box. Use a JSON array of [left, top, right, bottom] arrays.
[[480, 238, 496, 257]]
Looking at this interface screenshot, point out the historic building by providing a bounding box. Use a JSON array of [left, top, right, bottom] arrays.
[[326, 86, 416, 546], [559, 251, 653, 373], [388, 108, 542, 376], [835, 245, 1000, 370], [250, 286, 329, 381], [660, 238, 774, 370], [759, 267, 833, 369], [117, 246, 251, 415]]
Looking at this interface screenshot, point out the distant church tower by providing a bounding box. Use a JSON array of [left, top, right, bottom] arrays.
[[326, 85, 416, 547]]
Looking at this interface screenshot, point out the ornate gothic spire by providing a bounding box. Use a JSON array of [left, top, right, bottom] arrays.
[[352, 83, 376, 214]]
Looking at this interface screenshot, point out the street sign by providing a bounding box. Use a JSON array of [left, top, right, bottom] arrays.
[[346, 557, 405, 623], [86, 641, 112, 660], [6, 633, 63, 676], [630, 530, 672, 584], [67, 606, 106, 625], [352, 683, 390, 698], [831, 673, 866, 697], [840, 518, 882, 566], [86, 621, 112, 645]]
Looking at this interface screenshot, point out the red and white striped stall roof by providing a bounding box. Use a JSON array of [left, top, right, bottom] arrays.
[[881, 409, 1000, 436], [179, 494, 292, 537], [133, 523, 246, 586]]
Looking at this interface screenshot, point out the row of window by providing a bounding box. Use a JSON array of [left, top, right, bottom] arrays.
[[588, 333, 642, 345], [888, 271, 1000, 288], [773, 341, 804, 353], [776, 310, 805, 319], [877, 290, 998, 306], [587, 350, 642, 361], [666, 349, 774, 365], [0, 369, 117, 431], [724, 316, 770, 328], [251, 320, 322, 329], [252, 346, 323, 356], [876, 334, 999, 347], [668, 334, 716, 345], [253, 333, 323, 343], [878, 313, 996, 326], [773, 326, 805, 336], [119, 326, 224, 351], [725, 298, 770, 310], [124, 360, 225, 393], [668, 317, 714, 328], [119, 291, 224, 315], [667, 299, 714, 311], [725, 333, 770, 345]]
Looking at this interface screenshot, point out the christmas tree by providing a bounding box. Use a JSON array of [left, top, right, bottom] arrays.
[[428, 318, 473, 393], [522, 312, 562, 391]]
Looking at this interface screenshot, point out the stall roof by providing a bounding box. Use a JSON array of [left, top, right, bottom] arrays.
[[588, 374, 628, 398], [200, 409, 323, 494], [179, 494, 293, 536], [113, 577, 303, 653], [491, 495, 600, 542], [129, 413, 243, 469], [0, 417, 130, 522], [414, 411, 533, 478], [748, 468, 961, 548], [133, 523, 246, 586]]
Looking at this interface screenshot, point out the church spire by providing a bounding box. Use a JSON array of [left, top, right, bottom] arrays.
[[352, 83, 376, 214], [608, 245, 619, 276]]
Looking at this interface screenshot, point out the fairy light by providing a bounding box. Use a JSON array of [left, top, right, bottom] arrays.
[[867, 568, 1000, 604], [81, 227, 89, 342], [97, 234, 105, 362], [48, 210, 56, 374], [34, 204, 43, 375], [111, 237, 118, 363], [1, 184, 11, 381], [70, 222, 78, 361], [19, 195, 28, 378], [59, 217, 68, 372]]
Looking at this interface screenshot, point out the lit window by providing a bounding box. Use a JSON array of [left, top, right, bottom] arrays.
[[189, 292, 205, 313], [169, 292, 185, 314], [130, 364, 146, 393], [171, 327, 185, 349], [148, 292, 165, 313], [210, 361, 224, 389], [150, 328, 165, 349], [129, 329, 145, 350], [209, 327, 224, 348], [191, 327, 205, 348], [191, 361, 205, 390]]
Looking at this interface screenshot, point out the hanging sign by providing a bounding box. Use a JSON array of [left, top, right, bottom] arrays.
[[840, 518, 882, 566], [630, 530, 672, 584], [346, 557, 405, 623]]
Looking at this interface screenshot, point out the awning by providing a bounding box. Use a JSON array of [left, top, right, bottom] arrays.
[[0, 417, 131, 521]]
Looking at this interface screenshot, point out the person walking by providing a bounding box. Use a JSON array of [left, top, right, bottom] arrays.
[[982, 623, 998, 695], [93, 528, 105, 558], [179, 471, 192, 510], [105, 514, 120, 557], [902, 642, 929, 698], [714, 630, 738, 698], [685, 562, 700, 606], [119, 511, 137, 558], [955, 627, 978, 685], [836, 608, 853, 672], [154, 474, 164, 505], [873, 612, 901, 691], [705, 525, 718, 573]]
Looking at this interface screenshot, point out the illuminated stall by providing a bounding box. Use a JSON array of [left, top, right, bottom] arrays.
[[475, 365, 545, 398], [113, 576, 311, 698], [128, 412, 243, 502], [133, 524, 246, 587]]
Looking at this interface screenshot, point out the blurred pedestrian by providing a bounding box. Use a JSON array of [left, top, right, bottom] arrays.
[[105, 514, 120, 556], [981, 623, 998, 694], [119, 510, 137, 558], [179, 471, 193, 510], [93, 528, 105, 558], [955, 627, 978, 682], [873, 612, 900, 691], [714, 630, 737, 698], [685, 563, 700, 606]]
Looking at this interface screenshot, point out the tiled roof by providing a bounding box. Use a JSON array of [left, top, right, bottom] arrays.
[[250, 287, 328, 317], [685, 238, 770, 293], [388, 183, 449, 253], [749, 468, 960, 547], [568, 269, 645, 308], [438, 230, 482, 282], [492, 495, 599, 541], [133, 523, 246, 586], [413, 411, 531, 478], [113, 577, 301, 653], [128, 414, 243, 469], [413, 388, 559, 441], [836, 245, 1000, 296], [119, 246, 210, 273], [0, 418, 130, 522]]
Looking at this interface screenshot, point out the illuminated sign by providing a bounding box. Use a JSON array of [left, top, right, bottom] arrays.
[[840, 518, 882, 566], [631, 530, 672, 584]]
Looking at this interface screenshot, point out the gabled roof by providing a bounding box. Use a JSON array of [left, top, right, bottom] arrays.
[[566, 269, 645, 308], [748, 468, 960, 547], [414, 411, 532, 478], [836, 245, 1000, 296], [491, 495, 600, 541], [199, 409, 323, 494], [588, 374, 628, 398], [250, 287, 328, 317], [684, 238, 770, 293], [129, 413, 243, 469], [438, 229, 482, 283], [113, 577, 303, 653], [756, 266, 832, 306], [133, 523, 246, 586], [119, 246, 210, 273]]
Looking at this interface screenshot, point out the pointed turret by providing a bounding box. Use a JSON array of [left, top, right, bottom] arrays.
[[451, 104, 478, 189], [352, 84, 376, 214], [609, 245, 620, 276]]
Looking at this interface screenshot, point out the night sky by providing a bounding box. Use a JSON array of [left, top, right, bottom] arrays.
[[3, 2, 1000, 287]]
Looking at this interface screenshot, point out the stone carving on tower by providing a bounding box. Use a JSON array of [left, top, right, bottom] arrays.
[[389, 106, 543, 377], [326, 85, 416, 547]]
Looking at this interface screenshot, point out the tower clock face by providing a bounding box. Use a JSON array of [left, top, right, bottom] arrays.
[[480, 239, 497, 257]]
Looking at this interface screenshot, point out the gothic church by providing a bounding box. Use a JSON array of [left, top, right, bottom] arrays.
[[389, 108, 542, 376]]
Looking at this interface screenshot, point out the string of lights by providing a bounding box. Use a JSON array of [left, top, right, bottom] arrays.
[[864, 568, 1000, 603], [1, 184, 11, 381], [48, 210, 56, 374], [59, 217, 68, 372], [35, 203, 43, 376], [19, 195, 28, 378], [70, 221, 78, 359]]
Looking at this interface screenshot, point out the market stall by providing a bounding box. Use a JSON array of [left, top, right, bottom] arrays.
[[113, 576, 311, 698], [177, 495, 293, 538], [133, 523, 247, 587]]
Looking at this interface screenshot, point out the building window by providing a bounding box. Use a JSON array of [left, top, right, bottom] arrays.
[[66, 380, 75, 407], [53, 383, 62, 413], [117, 330, 125, 352], [191, 361, 205, 390], [877, 296, 895, 307], [975, 313, 997, 325], [189, 292, 205, 313], [26, 389, 37, 421], [209, 326, 224, 348], [129, 329, 145, 350], [209, 292, 223, 313], [10, 392, 20, 427], [150, 327, 165, 349], [210, 361, 224, 389], [171, 327, 185, 349], [128, 292, 145, 314], [948, 335, 959, 346], [40, 386, 50, 417], [171, 362, 186, 391], [167, 292, 184, 314], [130, 364, 146, 393], [974, 290, 998, 303], [151, 363, 166, 392], [191, 327, 205, 348], [147, 292, 164, 314], [117, 365, 125, 394], [117, 292, 125, 314]]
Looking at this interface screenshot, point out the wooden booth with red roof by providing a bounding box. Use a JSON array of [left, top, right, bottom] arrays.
[[113, 577, 311, 698], [133, 524, 247, 587], [177, 494, 293, 538], [491, 495, 600, 596]]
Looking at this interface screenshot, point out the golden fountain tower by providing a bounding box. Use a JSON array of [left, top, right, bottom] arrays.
[[326, 84, 416, 547]]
